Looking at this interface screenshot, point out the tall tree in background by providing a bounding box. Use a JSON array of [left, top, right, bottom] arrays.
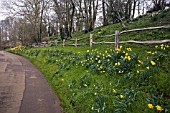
[[152, 0, 166, 11], [125, 0, 133, 22], [132, 0, 137, 19], [0, 26, 2, 50], [4, 0, 49, 43], [107, 0, 126, 29], [53, 0, 65, 40], [83, 0, 99, 32], [102, 0, 109, 26]]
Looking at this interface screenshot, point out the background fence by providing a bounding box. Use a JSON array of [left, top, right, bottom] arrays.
[[55, 25, 170, 50]]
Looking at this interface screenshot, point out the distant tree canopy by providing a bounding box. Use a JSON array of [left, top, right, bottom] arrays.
[[0, 0, 169, 48]]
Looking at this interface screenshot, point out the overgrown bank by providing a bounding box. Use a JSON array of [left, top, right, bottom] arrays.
[[8, 44, 170, 113]]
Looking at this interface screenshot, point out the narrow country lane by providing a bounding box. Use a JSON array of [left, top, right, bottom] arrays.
[[0, 51, 62, 113]]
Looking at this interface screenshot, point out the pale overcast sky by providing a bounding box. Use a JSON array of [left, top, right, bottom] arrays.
[[0, 0, 170, 21], [0, 0, 8, 20]]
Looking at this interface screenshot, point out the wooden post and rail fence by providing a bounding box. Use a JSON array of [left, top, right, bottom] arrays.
[[55, 25, 170, 50]]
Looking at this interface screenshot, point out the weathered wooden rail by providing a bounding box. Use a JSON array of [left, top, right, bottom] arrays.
[[56, 36, 89, 47]]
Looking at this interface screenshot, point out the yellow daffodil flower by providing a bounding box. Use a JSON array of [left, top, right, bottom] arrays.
[[147, 51, 152, 54], [151, 61, 156, 65], [126, 48, 132, 51], [115, 62, 121, 66], [148, 103, 154, 109], [127, 56, 131, 61], [156, 105, 162, 111], [120, 46, 123, 49], [112, 89, 117, 93], [160, 44, 164, 47], [138, 60, 143, 64], [155, 45, 158, 48], [98, 60, 101, 63], [84, 84, 87, 87], [120, 95, 124, 99], [91, 107, 94, 110]]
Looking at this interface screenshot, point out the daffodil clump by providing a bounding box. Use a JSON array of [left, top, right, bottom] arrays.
[[10, 45, 25, 51], [82, 47, 136, 75], [148, 103, 163, 111], [9, 46, 41, 57]]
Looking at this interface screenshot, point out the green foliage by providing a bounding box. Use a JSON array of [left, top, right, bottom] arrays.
[[8, 43, 170, 113]]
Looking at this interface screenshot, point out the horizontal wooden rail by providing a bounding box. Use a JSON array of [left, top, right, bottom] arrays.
[[93, 25, 170, 38], [119, 25, 170, 34], [95, 34, 116, 38], [119, 39, 170, 44], [92, 39, 170, 45], [92, 42, 115, 44], [66, 43, 88, 46], [77, 37, 89, 41]]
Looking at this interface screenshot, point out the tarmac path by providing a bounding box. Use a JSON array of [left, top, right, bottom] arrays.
[[0, 51, 62, 113]]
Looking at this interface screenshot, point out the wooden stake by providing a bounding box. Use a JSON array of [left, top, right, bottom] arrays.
[[90, 34, 93, 48], [75, 38, 78, 47], [115, 30, 119, 50], [63, 39, 65, 47], [55, 40, 58, 46]]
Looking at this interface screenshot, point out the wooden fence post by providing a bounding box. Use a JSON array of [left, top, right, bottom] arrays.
[[115, 30, 119, 50], [90, 34, 93, 48], [63, 39, 65, 47], [75, 38, 78, 47], [55, 40, 58, 46]]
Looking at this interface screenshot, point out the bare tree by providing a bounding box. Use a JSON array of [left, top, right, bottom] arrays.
[[106, 0, 126, 29], [152, 0, 166, 11], [3, 0, 50, 44], [0, 26, 2, 50], [102, 0, 109, 26]]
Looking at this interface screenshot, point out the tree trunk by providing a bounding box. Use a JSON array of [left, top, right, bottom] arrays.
[[116, 12, 126, 29], [102, 0, 108, 26], [39, 0, 45, 42], [69, 0, 75, 38], [93, 0, 99, 28], [132, 0, 137, 19], [53, 0, 65, 40], [138, 1, 140, 16], [88, 0, 93, 31], [84, 0, 90, 32], [0, 27, 2, 50]]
